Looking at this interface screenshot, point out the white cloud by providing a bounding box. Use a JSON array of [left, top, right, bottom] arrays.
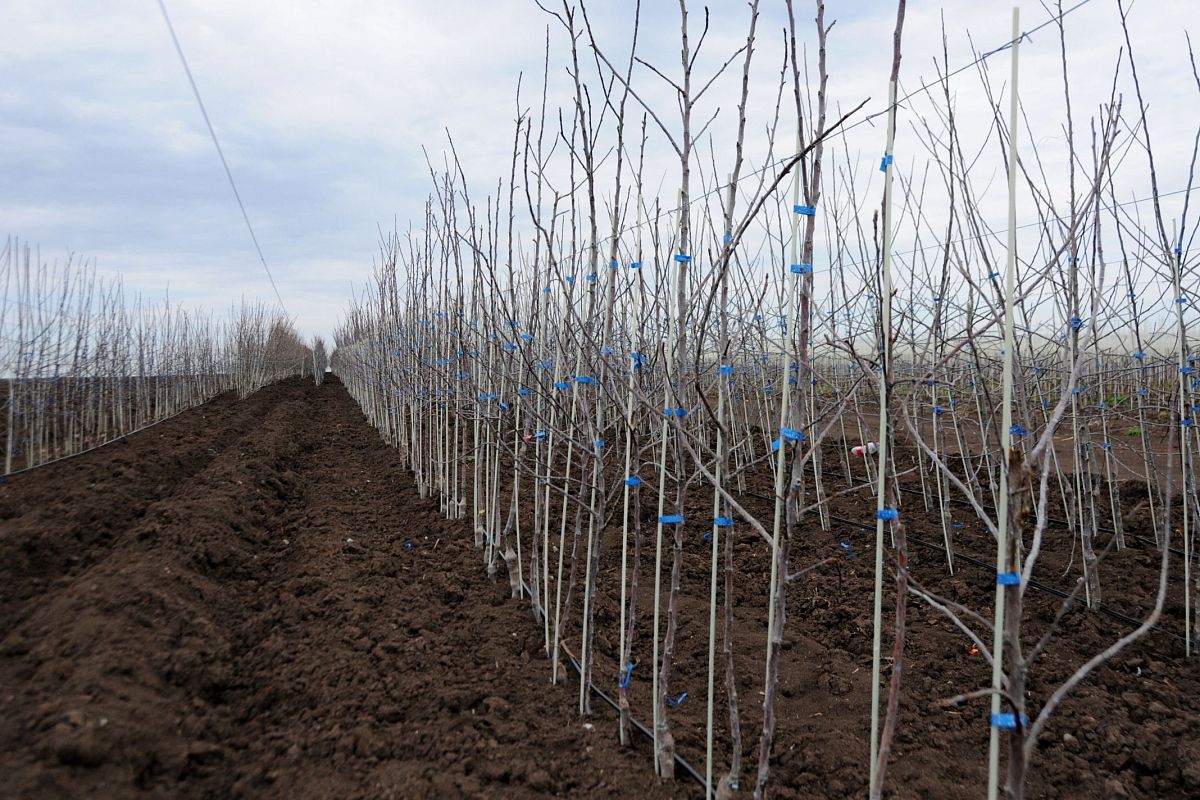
[[1, 0, 1196, 340]]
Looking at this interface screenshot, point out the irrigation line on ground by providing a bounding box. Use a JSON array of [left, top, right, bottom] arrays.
[[517, 579, 712, 797], [821, 509, 1189, 647], [893, 483, 1186, 559]]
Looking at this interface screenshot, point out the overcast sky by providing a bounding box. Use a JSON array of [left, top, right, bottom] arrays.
[[2, 0, 1196, 340]]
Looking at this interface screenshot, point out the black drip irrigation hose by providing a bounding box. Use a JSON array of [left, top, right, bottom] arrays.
[[893, 483, 1186, 558], [515, 579, 712, 797], [907, 534, 1186, 644], [742, 490, 1187, 646], [837, 512, 1186, 646]]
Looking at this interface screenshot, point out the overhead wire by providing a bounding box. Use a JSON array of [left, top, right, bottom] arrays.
[[155, 0, 289, 316]]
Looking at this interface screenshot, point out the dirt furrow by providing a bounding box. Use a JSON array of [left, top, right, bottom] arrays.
[[0, 377, 688, 799], [0, 384, 292, 638]]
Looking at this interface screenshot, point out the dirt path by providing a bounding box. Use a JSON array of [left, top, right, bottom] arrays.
[[0, 377, 688, 799]]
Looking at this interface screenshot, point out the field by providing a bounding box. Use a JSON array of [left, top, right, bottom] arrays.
[[0, 377, 681, 799], [1, 376, 1195, 799], [4, 1, 1200, 798]]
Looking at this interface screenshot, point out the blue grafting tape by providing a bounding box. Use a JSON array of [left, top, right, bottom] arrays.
[[933, 295, 942, 302], [609, 260, 619, 268], [723, 233, 732, 243], [1182, 367, 1195, 375], [1177, 297, 1190, 304], [988, 271, 1001, 279], [565, 276, 576, 283], [952, 521, 964, 529], [595, 440, 606, 448], [1010, 424, 1026, 437], [404, 541, 413, 549], [780, 427, 805, 442], [618, 662, 634, 688], [675, 408, 687, 418], [714, 516, 734, 527], [1138, 388, 1149, 396], [586, 273, 598, 282], [554, 382, 570, 390], [1102, 442, 1112, 451], [790, 263, 813, 275], [499, 402, 510, 410], [624, 476, 641, 487], [667, 691, 687, 706], [1175, 246, 1183, 255], [794, 204, 816, 216], [1070, 317, 1084, 330], [674, 254, 692, 263], [630, 261, 642, 269], [718, 365, 734, 375], [517, 388, 530, 396], [879, 154, 893, 171], [997, 572, 1021, 586], [575, 375, 595, 384], [877, 508, 899, 521], [933, 406, 946, 415], [535, 431, 548, 440], [601, 346, 613, 356], [1184, 419, 1195, 427], [1133, 352, 1146, 359], [660, 514, 685, 524], [990, 712, 1028, 729], [663, 407, 674, 417], [762, 386, 775, 393]]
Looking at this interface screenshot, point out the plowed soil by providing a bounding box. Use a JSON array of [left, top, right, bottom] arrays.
[[0, 377, 686, 799], [3, 376, 1197, 800]]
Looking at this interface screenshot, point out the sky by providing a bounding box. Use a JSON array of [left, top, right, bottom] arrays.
[[2, 0, 1197, 341]]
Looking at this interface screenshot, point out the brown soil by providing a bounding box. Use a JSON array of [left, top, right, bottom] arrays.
[[0, 377, 687, 799], [554, 435, 1200, 799], [3, 376, 1197, 799]]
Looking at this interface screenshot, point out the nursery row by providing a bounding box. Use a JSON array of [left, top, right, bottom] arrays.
[[0, 237, 331, 473], [332, 2, 1196, 798]]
